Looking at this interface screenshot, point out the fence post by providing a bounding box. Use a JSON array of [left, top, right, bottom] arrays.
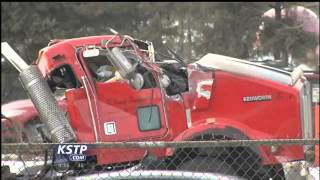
[[314, 104, 319, 166]]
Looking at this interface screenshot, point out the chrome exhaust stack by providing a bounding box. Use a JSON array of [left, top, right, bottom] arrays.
[[1, 42, 76, 143]]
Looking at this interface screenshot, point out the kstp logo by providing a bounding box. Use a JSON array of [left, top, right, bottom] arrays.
[[56, 145, 88, 162], [57, 145, 87, 154]]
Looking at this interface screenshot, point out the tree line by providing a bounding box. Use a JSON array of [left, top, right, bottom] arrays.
[[1, 2, 319, 103]]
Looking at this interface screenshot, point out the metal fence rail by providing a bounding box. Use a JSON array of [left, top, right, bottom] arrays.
[[2, 138, 319, 150], [2, 139, 319, 180]]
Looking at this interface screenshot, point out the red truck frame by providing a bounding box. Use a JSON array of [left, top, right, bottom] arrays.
[[1, 33, 318, 179]]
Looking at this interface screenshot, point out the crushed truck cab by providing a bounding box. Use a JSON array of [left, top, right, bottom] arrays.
[[1, 34, 316, 178]]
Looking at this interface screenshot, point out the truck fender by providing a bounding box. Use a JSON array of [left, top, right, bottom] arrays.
[[166, 120, 270, 163]]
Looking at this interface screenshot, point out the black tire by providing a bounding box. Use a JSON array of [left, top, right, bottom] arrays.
[[232, 162, 285, 180], [176, 156, 237, 175], [175, 146, 285, 180], [226, 147, 285, 180]]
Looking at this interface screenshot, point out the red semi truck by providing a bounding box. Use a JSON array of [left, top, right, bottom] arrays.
[[1, 33, 318, 179]]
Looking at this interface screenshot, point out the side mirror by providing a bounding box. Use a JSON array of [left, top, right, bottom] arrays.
[[107, 47, 145, 90], [109, 47, 136, 78]]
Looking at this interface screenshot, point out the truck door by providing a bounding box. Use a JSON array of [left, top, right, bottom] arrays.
[[92, 73, 168, 165], [80, 50, 168, 164], [80, 49, 168, 142], [95, 80, 168, 142]]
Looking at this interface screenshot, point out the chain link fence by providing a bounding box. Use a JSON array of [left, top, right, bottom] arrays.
[[2, 139, 319, 180]]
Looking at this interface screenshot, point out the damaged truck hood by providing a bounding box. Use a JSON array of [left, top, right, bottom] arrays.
[[195, 53, 302, 86]]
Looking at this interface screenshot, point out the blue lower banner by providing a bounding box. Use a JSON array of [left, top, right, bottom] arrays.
[[52, 144, 88, 173]]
